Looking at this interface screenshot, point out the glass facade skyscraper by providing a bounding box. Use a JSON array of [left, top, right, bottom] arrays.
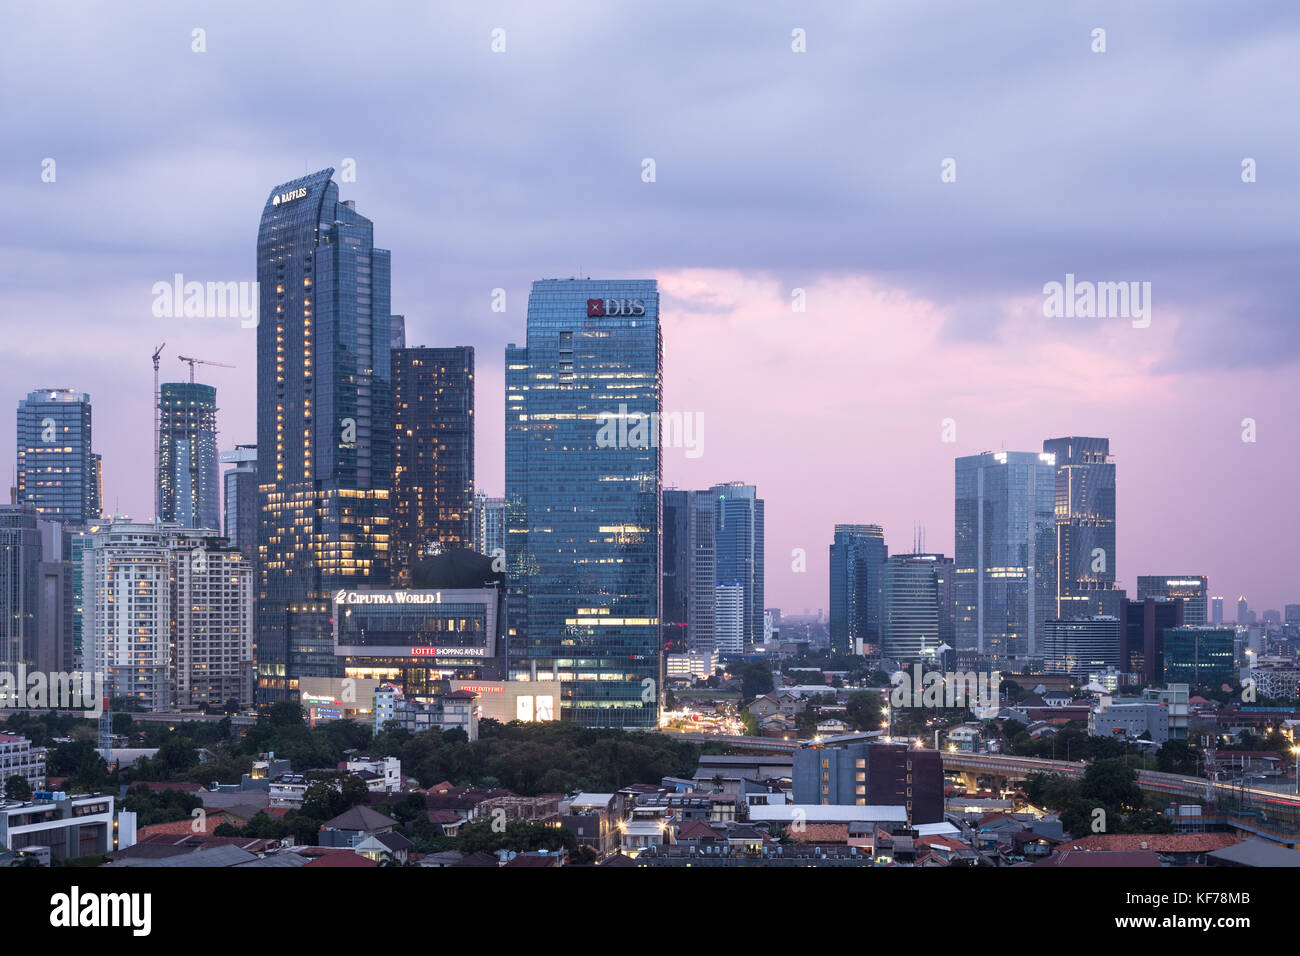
[[829, 523, 887, 655], [158, 381, 220, 530], [1041, 616, 1122, 679], [954, 451, 1056, 660], [1162, 626, 1235, 689], [881, 553, 954, 662], [663, 489, 716, 655], [255, 169, 394, 702], [709, 482, 764, 649], [0, 505, 42, 670], [391, 346, 475, 585], [1043, 436, 1121, 620], [505, 278, 661, 728], [472, 493, 506, 558], [1136, 575, 1208, 627], [220, 444, 258, 561], [15, 388, 99, 525]]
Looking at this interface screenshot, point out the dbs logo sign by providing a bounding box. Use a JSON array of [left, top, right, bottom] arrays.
[[587, 298, 645, 317]]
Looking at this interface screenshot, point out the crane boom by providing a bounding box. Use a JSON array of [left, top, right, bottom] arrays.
[[176, 354, 237, 383]]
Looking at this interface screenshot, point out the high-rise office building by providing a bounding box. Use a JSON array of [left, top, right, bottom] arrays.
[[1236, 597, 1250, 627], [390, 346, 474, 585], [220, 445, 258, 561], [0, 505, 73, 676], [1136, 575, 1207, 627], [710, 482, 765, 649], [1120, 597, 1184, 684], [714, 583, 745, 655], [1041, 616, 1122, 679], [1043, 437, 1120, 620], [157, 381, 220, 530], [1211, 596, 1224, 626], [954, 451, 1057, 660], [663, 489, 716, 655], [505, 278, 661, 728], [15, 389, 99, 525], [881, 553, 954, 662], [472, 493, 506, 558], [84, 521, 253, 712], [1163, 626, 1235, 689], [255, 169, 395, 702], [0, 505, 42, 671], [829, 523, 887, 655]]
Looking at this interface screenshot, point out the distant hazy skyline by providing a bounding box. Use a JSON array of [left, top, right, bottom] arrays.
[[4, 1, 1298, 613]]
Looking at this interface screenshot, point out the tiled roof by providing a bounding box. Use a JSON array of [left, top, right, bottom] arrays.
[[788, 824, 850, 845], [427, 810, 465, 825], [676, 820, 725, 841], [1059, 834, 1239, 853], [323, 805, 397, 832]]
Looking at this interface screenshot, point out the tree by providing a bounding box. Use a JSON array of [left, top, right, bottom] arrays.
[[301, 780, 347, 821], [739, 662, 774, 701], [1080, 758, 1143, 812], [845, 692, 882, 731], [266, 701, 304, 728], [3, 774, 32, 801], [1156, 739, 1198, 775]]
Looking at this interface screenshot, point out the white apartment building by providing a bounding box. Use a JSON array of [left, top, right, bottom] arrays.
[[715, 584, 745, 656], [84, 520, 253, 713], [0, 734, 46, 794], [345, 755, 402, 794]]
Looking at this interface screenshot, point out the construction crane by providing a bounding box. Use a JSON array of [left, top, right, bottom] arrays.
[[152, 343, 165, 521], [176, 355, 236, 383]]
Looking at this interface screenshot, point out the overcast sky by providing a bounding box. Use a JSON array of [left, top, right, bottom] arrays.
[[3, 1, 1298, 613]]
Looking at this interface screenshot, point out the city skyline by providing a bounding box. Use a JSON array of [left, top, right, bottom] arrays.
[[4, 2, 1298, 615]]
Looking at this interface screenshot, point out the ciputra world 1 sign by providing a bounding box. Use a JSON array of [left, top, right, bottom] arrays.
[[335, 589, 443, 605], [587, 298, 645, 317]]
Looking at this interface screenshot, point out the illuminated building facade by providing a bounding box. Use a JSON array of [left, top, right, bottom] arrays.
[[472, 493, 506, 558], [1041, 616, 1122, 679], [880, 553, 954, 662], [1162, 626, 1235, 689], [15, 388, 99, 525], [255, 169, 394, 701], [1136, 575, 1207, 627], [1043, 436, 1121, 620], [333, 586, 503, 694], [829, 523, 887, 656], [663, 489, 715, 655], [391, 346, 474, 585], [158, 381, 220, 530], [83, 521, 253, 712], [954, 451, 1056, 661], [220, 445, 258, 561], [505, 278, 662, 729], [709, 482, 765, 649]]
